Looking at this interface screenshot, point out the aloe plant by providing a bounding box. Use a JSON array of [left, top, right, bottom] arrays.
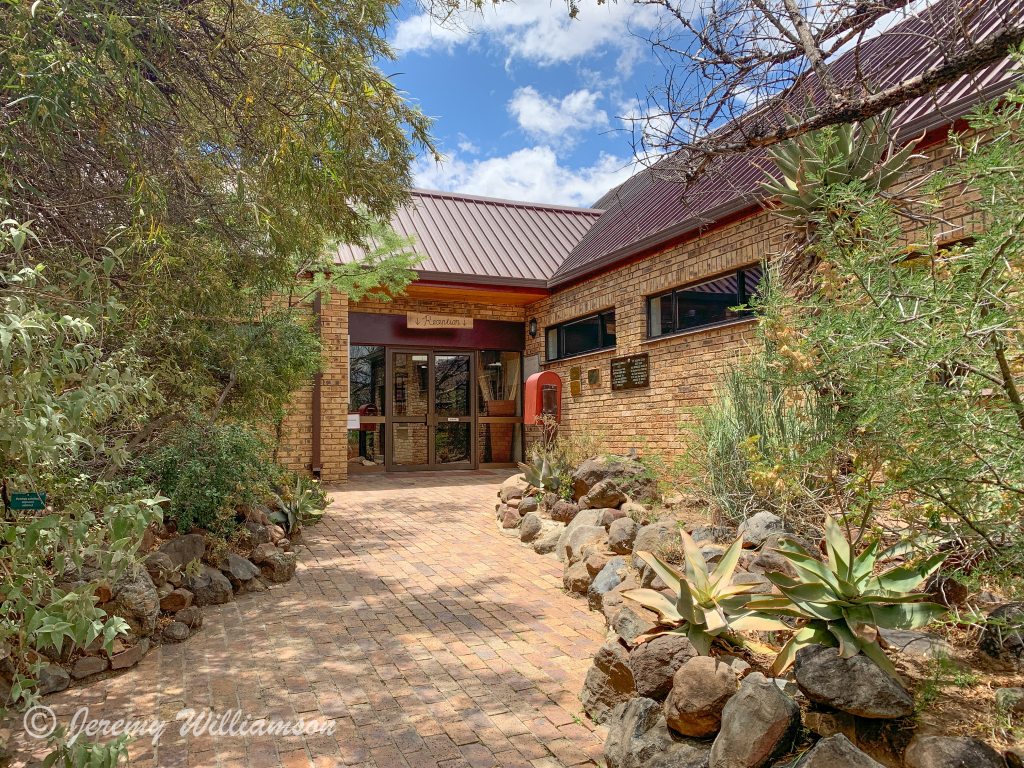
[[519, 452, 564, 494], [622, 531, 789, 655], [762, 109, 921, 234], [270, 477, 319, 535], [748, 516, 947, 683]]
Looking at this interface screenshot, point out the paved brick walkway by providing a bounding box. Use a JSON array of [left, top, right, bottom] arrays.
[[10, 470, 606, 768]]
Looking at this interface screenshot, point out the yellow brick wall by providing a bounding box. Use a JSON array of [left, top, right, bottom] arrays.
[[522, 127, 986, 466], [352, 295, 527, 323]]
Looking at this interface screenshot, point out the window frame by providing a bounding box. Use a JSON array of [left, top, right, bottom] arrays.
[[545, 308, 616, 362], [646, 267, 760, 340]]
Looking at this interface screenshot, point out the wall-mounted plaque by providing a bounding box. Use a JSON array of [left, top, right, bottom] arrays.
[[407, 312, 473, 330], [587, 368, 600, 386], [610, 353, 650, 392]]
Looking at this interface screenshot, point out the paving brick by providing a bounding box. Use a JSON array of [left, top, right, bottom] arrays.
[[5, 472, 605, 768]]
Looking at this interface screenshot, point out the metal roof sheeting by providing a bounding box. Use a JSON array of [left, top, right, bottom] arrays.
[[550, 0, 1024, 287], [335, 188, 603, 285]]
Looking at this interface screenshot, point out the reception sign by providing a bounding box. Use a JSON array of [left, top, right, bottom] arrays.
[[407, 312, 474, 330]]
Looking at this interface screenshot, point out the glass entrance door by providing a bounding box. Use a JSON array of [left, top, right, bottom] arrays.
[[387, 350, 476, 471]]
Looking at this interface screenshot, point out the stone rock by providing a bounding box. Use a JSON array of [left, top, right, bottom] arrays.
[[555, 508, 602, 561], [629, 634, 698, 700], [140, 519, 160, 552], [794, 645, 913, 719], [564, 525, 608, 566], [763, 532, 821, 560], [613, 604, 659, 645], [709, 672, 800, 768], [144, 552, 174, 588], [878, 628, 952, 659], [582, 480, 629, 510], [185, 565, 234, 606], [731, 572, 773, 595], [250, 542, 279, 564], [609, 518, 639, 555], [37, 664, 71, 695], [997, 686, 1024, 714], [663, 656, 739, 737], [602, 507, 629, 526], [589, 557, 626, 611], [162, 621, 191, 643], [110, 639, 150, 670], [260, 551, 297, 583], [563, 560, 593, 593], [109, 566, 160, 637], [923, 574, 969, 607], [542, 492, 559, 513], [71, 655, 109, 679], [1007, 747, 1024, 768], [159, 588, 193, 613], [519, 513, 544, 543], [701, 545, 726, 566], [621, 502, 647, 521], [498, 473, 528, 502], [602, 575, 640, 627], [904, 736, 1006, 768], [157, 582, 173, 599], [571, 456, 660, 504], [551, 500, 581, 523], [518, 496, 539, 515], [802, 709, 913, 768], [158, 533, 207, 569], [748, 550, 797, 580], [604, 697, 712, 768], [175, 606, 203, 629], [244, 521, 273, 548], [243, 577, 269, 593], [690, 525, 736, 544], [631, 523, 677, 569], [586, 552, 612, 576], [219, 553, 260, 585], [532, 522, 565, 554], [979, 602, 1024, 670], [507, 498, 521, 509], [582, 638, 638, 724], [639, 564, 668, 591], [500, 508, 520, 528], [737, 512, 790, 549], [798, 734, 885, 768]]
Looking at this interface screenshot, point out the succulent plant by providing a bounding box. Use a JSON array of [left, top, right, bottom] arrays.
[[747, 515, 948, 683], [270, 476, 319, 535], [622, 531, 790, 655], [762, 109, 922, 232], [519, 451, 563, 494]]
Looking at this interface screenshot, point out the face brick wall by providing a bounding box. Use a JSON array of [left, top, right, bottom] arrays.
[[278, 127, 986, 483], [522, 128, 987, 466]]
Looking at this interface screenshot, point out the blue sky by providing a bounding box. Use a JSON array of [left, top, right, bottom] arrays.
[[387, 0, 666, 207]]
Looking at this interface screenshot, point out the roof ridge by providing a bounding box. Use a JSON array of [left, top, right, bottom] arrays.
[[408, 187, 604, 215]]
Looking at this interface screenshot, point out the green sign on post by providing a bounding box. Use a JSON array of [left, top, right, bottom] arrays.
[[10, 492, 47, 511]]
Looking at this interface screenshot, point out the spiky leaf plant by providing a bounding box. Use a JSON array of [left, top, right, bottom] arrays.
[[761, 109, 923, 234], [622, 531, 790, 655], [519, 452, 564, 494], [748, 516, 947, 684]]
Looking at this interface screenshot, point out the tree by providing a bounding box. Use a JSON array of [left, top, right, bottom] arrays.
[[628, 0, 1024, 185], [1, 0, 434, 449]]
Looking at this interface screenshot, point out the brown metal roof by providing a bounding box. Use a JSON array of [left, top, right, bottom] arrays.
[[550, 0, 1024, 287], [336, 188, 603, 287]]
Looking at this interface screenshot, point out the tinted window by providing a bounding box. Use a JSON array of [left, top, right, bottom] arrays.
[[648, 267, 762, 338], [544, 310, 616, 361]]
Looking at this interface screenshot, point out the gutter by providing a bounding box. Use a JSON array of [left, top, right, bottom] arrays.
[[311, 291, 322, 479]]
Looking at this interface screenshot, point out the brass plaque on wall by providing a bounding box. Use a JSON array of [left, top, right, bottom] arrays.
[[587, 368, 600, 386], [569, 366, 581, 381], [610, 353, 650, 391], [569, 380, 582, 396]]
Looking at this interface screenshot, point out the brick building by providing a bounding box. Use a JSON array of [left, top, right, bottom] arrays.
[[277, 10, 1019, 484]]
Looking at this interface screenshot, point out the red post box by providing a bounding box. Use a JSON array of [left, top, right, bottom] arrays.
[[524, 371, 562, 424]]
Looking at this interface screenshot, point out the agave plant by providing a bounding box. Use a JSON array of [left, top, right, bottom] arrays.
[[747, 515, 947, 683], [519, 451, 564, 494], [762, 109, 922, 235], [270, 477, 320, 535], [622, 531, 790, 655]]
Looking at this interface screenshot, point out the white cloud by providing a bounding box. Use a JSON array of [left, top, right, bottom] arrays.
[[508, 87, 608, 144], [392, 0, 661, 67], [414, 145, 638, 207], [457, 136, 481, 154]]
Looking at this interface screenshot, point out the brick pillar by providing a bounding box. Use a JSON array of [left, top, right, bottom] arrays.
[[319, 289, 349, 484]]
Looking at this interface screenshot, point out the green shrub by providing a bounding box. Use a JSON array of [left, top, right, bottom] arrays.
[[141, 421, 278, 536]]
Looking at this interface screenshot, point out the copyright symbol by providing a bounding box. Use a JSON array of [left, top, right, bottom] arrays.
[[23, 705, 57, 739]]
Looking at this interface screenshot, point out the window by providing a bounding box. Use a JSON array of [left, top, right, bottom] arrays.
[[545, 310, 616, 361], [647, 267, 762, 338]]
